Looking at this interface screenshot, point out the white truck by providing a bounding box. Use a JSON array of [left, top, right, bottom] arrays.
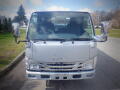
[[14, 11, 107, 80]]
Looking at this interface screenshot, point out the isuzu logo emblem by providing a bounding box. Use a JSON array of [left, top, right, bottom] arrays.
[[55, 62, 63, 65], [52, 57, 63, 61]]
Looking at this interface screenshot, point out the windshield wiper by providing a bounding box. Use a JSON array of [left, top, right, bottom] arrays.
[[32, 39, 46, 41], [46, 38, 66, 41], [70, 38, 92, 41], [32, 39, 46, 43], [32, 38, 66, 42], [32, 38, 92, 42]]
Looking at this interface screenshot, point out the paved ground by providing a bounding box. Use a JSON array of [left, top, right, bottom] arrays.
[[0, 37, 120, 90], [98, 37, 120, 62]]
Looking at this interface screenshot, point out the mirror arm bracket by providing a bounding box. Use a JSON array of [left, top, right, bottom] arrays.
[[15, 38, 29, 44]]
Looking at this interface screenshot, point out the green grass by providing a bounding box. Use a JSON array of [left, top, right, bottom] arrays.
[[109, 29, 120, 38], [0, 29, 25, 70], [95, 29, 101, 35], [95, 28, 120, 38]]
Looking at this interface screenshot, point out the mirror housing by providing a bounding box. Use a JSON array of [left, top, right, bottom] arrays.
[[13, 24, 28, 44], [94, 23, 108, 42], [13, 32, 28, 44], [93, 34, 107, 42]]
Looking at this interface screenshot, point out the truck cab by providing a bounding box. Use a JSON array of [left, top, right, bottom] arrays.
[[14, 11, 107, 80]]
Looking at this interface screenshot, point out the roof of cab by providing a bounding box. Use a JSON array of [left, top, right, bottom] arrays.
[[32, 11, 90, 14]]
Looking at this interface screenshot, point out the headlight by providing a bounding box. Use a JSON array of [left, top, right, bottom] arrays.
[[26, 62, 29, 69], [82, 60, 94, 70], [29, 64, 39, 70]]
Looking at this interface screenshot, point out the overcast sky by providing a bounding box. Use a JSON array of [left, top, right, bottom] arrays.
[[0, 0, 120, 19]]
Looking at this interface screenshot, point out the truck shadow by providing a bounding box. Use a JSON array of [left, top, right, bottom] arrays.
[[0, 61, 26, 90], [46, 49, 120, 90]]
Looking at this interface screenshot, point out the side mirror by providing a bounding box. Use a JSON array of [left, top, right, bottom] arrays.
[[13, 27, 28, 44], [94, 25, 101, 29], [94, 23, 108, 42], [93, 34, 107, 42]]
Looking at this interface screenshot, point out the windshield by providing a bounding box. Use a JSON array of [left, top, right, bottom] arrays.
[[28, 12, 94, 41]]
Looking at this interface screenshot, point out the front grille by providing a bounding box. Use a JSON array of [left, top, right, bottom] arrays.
[[47, 63, 74, 66], [33, 62, 83, 72], [49, 67, 72, 69]]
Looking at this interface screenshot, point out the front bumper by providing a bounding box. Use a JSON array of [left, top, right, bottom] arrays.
[[26, 69, 95, 80]]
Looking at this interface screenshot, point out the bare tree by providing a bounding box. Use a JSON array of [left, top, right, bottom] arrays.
[[111, 8, 120, 28]]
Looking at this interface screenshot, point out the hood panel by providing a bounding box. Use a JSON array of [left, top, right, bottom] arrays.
[[32, 41, 90, 62]]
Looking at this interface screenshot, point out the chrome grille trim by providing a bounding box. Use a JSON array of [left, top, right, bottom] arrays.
[[37, 62, 83, 72]]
